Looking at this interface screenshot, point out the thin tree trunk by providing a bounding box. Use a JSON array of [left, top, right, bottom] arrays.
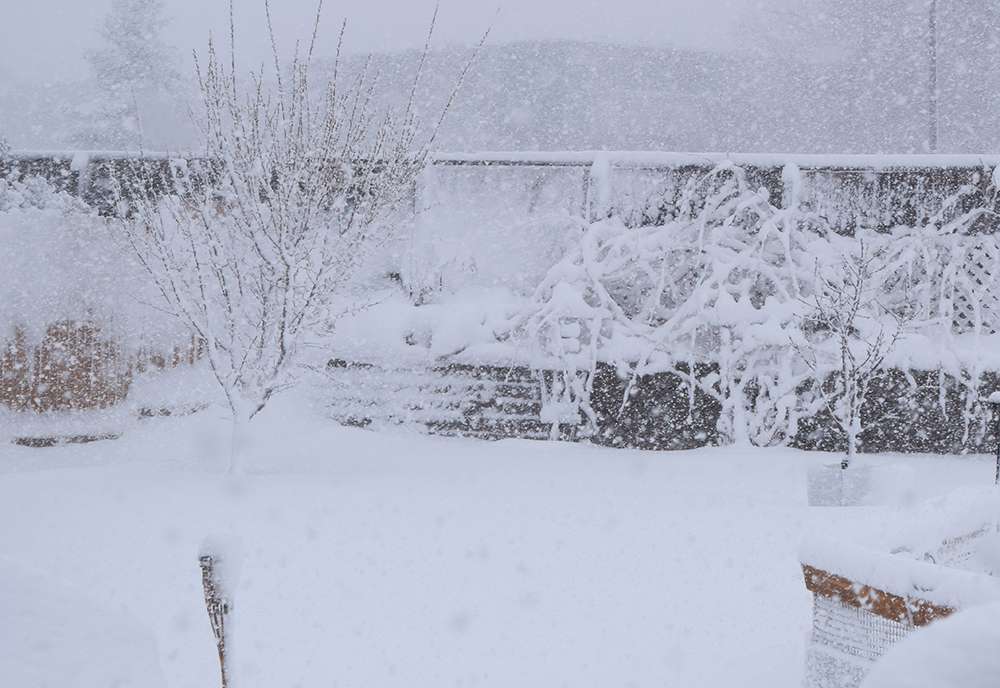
[[843, 433, 855, 471], [229, 412, 251, 475]]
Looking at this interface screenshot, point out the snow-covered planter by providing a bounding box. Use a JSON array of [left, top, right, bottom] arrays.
[[801, 487, 1000, 688]]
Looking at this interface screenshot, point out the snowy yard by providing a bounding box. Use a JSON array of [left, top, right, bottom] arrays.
[[7, 0, 1000, 684], [1, 388, 995, 688]]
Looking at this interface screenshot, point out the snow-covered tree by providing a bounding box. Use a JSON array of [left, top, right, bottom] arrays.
[[89, 0, 179, 95], [114, 9, 480, 472], [792, 243, 906, 469], [76, 0, 185, 150]]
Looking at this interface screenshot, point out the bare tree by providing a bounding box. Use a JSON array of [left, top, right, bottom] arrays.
[[793, 242, 905, 470], [114, 3, 484, 472]]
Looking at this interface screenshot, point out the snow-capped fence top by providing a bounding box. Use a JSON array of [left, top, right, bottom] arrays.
[[5, 149, 1000, 230]]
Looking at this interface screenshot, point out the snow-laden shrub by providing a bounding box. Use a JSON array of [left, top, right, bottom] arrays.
[[111, 11, 484, 472], [0, 168, 186, 364], [524, 162, 814, 443], [523, 161, 1000, 448], [0, 170, 90, 215], [0, 174, 117, 346]]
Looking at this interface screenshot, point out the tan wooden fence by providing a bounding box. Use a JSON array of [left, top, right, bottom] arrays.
[[0, 322, 201, 413]]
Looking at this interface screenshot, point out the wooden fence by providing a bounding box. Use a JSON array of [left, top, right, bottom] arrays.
[[0, 322, 202, 414]]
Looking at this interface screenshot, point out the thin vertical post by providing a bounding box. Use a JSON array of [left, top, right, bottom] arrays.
[[200, 554, 232, 688], [995, 401, 1000, 485], [991, 396, 1000, 485], [929, 0, 939, 153]]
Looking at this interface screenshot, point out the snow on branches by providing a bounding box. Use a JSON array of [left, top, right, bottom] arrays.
[[523, 160, 1000, 451], [111, 6, 481, 471]]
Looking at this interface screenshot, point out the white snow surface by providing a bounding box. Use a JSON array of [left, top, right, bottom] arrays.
[[0, 378, 997, 688], [861, 600, 1000, 688], [0, 556, 168, 688]]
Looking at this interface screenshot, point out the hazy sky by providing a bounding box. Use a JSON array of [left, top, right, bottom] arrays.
[[0, 0, 748, 85]]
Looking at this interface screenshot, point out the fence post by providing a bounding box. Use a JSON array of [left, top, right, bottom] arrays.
[[990, 392, 1000, 485]]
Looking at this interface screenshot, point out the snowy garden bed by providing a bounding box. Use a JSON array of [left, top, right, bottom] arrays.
[[1, 385, 997, 687]]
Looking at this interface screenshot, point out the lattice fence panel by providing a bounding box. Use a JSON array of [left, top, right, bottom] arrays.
[[953, 242, 1000, 333]]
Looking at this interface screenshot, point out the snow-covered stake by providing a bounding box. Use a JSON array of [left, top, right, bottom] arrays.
[[199, 535, 242, 688], [989, 391, 1000, 485], [199, 554, 231, 688]]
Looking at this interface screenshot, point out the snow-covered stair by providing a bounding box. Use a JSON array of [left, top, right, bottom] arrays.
[[324, 360, 553, 441]]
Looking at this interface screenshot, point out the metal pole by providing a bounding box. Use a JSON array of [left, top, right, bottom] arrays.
[[929, 0, 939, 153], [991, 397, 1000, 485]]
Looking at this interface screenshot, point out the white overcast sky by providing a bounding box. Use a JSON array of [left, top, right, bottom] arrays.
[[0, 0, 748, 85]]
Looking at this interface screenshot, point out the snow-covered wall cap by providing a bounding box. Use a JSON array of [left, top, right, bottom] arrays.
[[799, 536, 1000, 611], [7, 149, 178, 160], [432, 151, 1000, 170], [11, 149, 1000, 171]]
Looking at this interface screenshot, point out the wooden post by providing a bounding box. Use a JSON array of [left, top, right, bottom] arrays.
[[199, 554, 232, 688]]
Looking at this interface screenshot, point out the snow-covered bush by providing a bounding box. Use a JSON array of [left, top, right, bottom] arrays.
[[113, 10, 481, 471], [522, 160, 1000, 450], [524, 162, 810, 443], [0, 168, 189, 415], [0, 172, 115, 345], [0, 170, 90, 215]]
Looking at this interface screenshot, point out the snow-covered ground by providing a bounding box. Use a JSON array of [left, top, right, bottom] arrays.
[[1, 383, 996, 688]]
